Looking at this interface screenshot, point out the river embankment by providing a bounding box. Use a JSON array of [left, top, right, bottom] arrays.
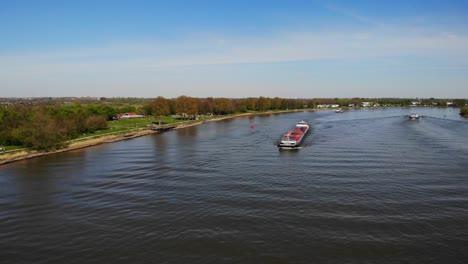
[[0, 129, 158, 165]]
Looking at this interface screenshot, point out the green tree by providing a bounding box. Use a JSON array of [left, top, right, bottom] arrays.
[[438, 100, 447, 107], [99, 105, 118, 120], [272, 97, 282, 110], [17, 111, 67, 150], [257, 96, 271, 111], [140, 105, 153, 116], [453, 99, 466, 107], [460, 106, 468, 117], [0, 107, 24, 145], [119, 105, 137, 113]]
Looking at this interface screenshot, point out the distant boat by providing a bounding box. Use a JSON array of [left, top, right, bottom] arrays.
[[335, 108, 345, 113], [409, 113, 420, 120], [277, 121, 309, 148]]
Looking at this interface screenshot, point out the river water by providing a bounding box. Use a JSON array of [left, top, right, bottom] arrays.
[[1, 107, 467, 263]]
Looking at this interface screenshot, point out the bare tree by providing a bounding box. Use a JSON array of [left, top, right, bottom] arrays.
[[151, 96, 170, 117], [175, 96, 198, 118]]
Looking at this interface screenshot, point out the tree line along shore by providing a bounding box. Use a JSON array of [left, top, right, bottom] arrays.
[[1, 96, 467, 163]]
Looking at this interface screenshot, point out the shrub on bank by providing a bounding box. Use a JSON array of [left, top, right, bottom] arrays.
[[460, 106, 468, 117], [85, 115, 108, 133]]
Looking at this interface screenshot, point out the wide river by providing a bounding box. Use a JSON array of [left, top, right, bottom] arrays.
[[1, 107, 467, 263]]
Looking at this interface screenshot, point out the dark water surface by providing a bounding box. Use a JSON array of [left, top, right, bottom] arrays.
[[1, 108, 468, 263]]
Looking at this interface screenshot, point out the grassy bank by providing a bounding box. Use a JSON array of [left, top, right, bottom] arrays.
[[0, 128, 157, 165]]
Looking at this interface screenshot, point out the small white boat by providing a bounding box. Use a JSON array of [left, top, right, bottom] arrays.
[[409, 113, 419, 119], [335, 108, 345, 113]]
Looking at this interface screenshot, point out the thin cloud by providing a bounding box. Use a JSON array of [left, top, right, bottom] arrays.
[[324, 4, 384, 27], [3, 28, 468, 69]]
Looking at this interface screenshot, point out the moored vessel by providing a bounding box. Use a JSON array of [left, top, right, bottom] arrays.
[[277, 121, 309, 148]]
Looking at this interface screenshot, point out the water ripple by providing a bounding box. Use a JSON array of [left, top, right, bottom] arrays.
[[1, 108, 467, 263]]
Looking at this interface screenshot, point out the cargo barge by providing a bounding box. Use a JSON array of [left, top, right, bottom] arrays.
[[277, 121, 309, 148]]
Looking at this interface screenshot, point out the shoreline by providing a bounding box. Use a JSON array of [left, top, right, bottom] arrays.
[[0, 109, 308, 166], [0, 129, 158, 166], [1, 106, 461, 166]]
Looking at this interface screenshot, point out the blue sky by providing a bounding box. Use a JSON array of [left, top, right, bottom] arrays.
[[1, 0, 468, 98]]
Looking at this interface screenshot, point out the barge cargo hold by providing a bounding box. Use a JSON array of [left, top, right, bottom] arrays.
[[277, 121, 309, 148]]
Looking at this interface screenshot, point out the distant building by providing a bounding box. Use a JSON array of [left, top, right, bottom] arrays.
[[362, 102, 372, 107], [116, 112, 144, 119]]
